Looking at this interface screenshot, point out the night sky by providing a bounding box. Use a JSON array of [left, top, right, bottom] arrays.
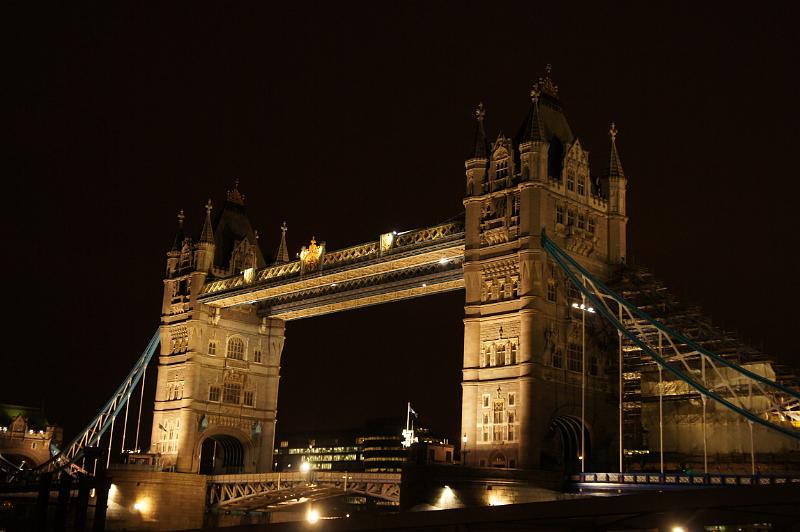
[[4, 3, 799, 449]]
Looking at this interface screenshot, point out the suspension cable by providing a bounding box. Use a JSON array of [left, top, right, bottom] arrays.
[[542, 232, 800, 441]]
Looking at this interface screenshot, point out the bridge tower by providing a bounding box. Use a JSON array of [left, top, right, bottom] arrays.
[[152, 183, 285, 474], [461, 68, 626, 470]]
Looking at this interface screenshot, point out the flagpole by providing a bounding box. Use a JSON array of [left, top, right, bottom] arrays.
[[406, 402, 411, 432]]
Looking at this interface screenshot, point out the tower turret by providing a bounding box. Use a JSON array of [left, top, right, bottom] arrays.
[[517, 84, 549, 182], [166, 209, 185, 276], [465, 103, 489, 196], [606, 122, 628, 263], [275, 222, 289, 264], [194, 199, 215, 273]]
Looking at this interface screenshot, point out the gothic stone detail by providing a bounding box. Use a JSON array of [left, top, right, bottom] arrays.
[[462, 76, 625, 470]]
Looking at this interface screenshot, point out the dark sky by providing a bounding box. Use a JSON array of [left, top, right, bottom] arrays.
[[4, 3, 799, 449]]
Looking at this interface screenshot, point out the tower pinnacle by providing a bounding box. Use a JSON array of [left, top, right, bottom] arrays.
[[607, 122, 625, 179], [171, 209, 185, 251], [469, 103, 489, 159], [200, 200, 214, 244], [275, 222, 289, 264]]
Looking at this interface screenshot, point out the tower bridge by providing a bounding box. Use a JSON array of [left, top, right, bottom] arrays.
[[6, 66, 800, 530]]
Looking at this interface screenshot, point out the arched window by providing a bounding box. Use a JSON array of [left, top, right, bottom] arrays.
[[227, 337, 245, 360]]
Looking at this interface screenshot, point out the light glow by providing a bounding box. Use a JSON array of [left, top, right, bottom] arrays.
[[571, 302, 595, 313], [307, 508, 320, 524], [438, 257, 449, 264], [672, 527, 685, 532], [133, 497, 151, 514], [487, 493, 508, 506], [300, 461, 311, 473]]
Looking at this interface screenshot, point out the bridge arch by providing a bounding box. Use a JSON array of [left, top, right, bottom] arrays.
[[540, 415, 591, 473], [195, 428, 253, 475]]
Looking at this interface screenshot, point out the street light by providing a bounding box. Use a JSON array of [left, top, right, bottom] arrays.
[[462, 433, 468, 465], [572, 289, 593, 473]]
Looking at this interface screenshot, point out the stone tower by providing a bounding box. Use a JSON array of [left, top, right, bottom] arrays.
[[461, 68, 627, 470], [152, 182, 285, 474]]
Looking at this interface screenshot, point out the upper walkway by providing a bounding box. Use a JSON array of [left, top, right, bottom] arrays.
[[198, 221, 465, 320]]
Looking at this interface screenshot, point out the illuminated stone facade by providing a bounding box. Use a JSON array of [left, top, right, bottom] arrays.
[[460, 69, 626, 469], [151, 186, 284, 473]]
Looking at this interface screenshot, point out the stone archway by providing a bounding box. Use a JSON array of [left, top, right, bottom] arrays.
[[540, 415, 591, 473], [199, 434, 246, 475], [488, 451, 506, 468]]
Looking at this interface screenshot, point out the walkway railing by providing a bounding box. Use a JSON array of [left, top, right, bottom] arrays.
[[571, 471, 800, 489]]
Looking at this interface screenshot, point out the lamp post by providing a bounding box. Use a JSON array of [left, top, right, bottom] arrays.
[[572, 295, 596, 473], [462, 433, 468, 465]]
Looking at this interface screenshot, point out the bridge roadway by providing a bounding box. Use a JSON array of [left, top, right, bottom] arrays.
[[207, 471, 401, 512], [198, 221, 465, 319]]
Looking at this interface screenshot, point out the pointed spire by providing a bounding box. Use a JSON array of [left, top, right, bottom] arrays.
[[607, 122, 625, 179], [469, 103, 489, 159], [522, 83, 546, 142], [275, 222, 289, 263], [200, 199, 214, 244], [171, 209, 185, 251]]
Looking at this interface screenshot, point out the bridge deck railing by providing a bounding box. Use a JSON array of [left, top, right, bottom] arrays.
[[572, 471, 800, 487], [201, 220, 464, 297]]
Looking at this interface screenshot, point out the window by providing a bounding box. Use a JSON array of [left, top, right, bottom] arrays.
[[493, 427, 504, 441], [158, 419, 180, 454], [209, 386, 221, 402], [507, 412, 515, 424], [493, 401, 504, 424], [495, 158, 508, 183], [568, 343, 582, 372], [509, 343, 517, 365], [567, 209, 575, 227], [227, 337, 244, 360], [496, 345, 505, 367], [588, 218, 596, 235], [547, 280, 557, 302], [577, 213, 586, 230], [167, 382, 184, 401], [480, 346, 488, 368], [567, 172, 575, 191], [508, 425, 515, 441], [254, 349, 262, 363], [567, 282, 580, 301], [508, 392, 516, 407], [556, 204, 564, 225], [590, 355, 598, 376], [552, 349, 563, 368], [223, 382, 242, 404], [208, 341, 217, 356], [483, 413, 489, 425], [482, 429, 489, 443], [243, 390, 255, 407], [482, 394, 490, 408], [577, 175, 585, 195]]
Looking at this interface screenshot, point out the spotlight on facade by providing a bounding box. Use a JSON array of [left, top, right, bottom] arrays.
[[307, 508, 320, 524], [133, 497, 151, 514], [422, 283, 427, 287], [672, 527, 685, 532], [300, 461, 311, 473], [439, 257, 449, 264]]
